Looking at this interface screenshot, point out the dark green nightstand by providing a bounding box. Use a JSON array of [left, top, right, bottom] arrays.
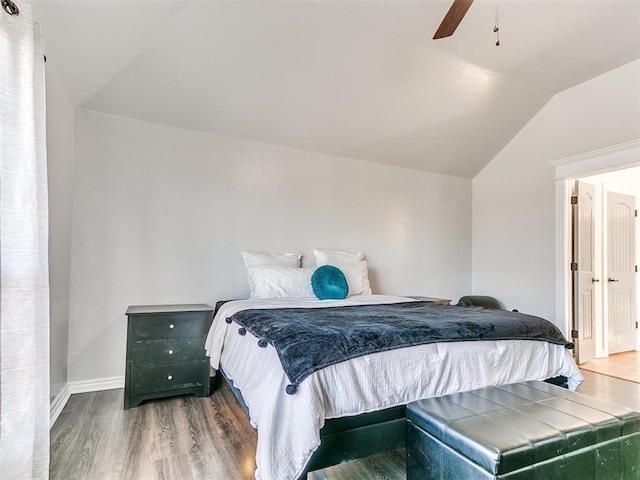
[[124, 304, 214, 409]]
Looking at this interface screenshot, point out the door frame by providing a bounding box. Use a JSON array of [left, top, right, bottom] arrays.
[[551, 139, 640, 346]]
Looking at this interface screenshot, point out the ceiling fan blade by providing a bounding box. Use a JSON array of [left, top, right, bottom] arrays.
[[433, 0, 474, 39]]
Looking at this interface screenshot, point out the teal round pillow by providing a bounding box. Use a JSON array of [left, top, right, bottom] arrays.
[[311, 265, 348, 300]]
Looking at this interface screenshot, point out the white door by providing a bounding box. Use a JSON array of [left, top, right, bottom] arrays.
[[574, 181, 597, 364], [607, 191, 637, 354]]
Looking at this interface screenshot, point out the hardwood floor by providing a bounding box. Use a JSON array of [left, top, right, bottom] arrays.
[[51, 381, 257, 480], [579, 350, 640, 384], [50, 370, 640, 480], [576, 369, 640, 411]]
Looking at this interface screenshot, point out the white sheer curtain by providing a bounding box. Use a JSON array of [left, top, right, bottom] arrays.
[[0, 1, 50, 478]]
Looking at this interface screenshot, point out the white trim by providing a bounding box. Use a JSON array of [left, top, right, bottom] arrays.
[[68, 376, 125, 395], [49, 376, 126, 428], [50, 383, 70, 428], [551, 139, 640, 354], [550, 139, 640, 179]]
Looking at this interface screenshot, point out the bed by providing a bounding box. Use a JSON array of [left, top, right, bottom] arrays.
[[204, 294, 583, 480]]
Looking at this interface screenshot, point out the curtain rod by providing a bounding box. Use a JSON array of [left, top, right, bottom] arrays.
[[2, 0, 19, 16]]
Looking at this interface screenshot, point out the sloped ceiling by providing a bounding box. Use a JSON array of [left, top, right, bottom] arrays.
[[32, 1, 640, 178]]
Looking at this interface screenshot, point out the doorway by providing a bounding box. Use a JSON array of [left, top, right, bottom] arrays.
[[572, 172, 639, 363], [551, 140, 640, 365]]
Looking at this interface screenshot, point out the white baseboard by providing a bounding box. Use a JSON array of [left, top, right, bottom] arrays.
[[68, 375, 125, 395], [50, 383, 70, 428], [50, 376, 125, 428]]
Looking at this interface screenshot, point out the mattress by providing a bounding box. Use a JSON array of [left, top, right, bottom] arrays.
[[204, 295, 584, 480]]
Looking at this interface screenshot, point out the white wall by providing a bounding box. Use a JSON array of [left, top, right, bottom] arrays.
[[67, 110, 472, 383], [46, 66, 75, 401], [473, 60, 640, 326]]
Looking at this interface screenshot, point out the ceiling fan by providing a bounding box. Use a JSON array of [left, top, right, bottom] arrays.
[[433, 0, 474, 39]]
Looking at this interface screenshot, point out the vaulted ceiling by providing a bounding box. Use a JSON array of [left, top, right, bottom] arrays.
[[32, 1, 640, 178]]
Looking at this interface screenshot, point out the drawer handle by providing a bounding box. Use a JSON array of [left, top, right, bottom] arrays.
[[169, 324, 175, 329], [168, 349, 174, 355], [167, 375, 173, 381]]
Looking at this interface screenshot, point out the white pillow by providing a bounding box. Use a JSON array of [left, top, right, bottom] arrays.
[[242, 251, 303, 297], [314, 249, 372, 296], [338, 260, 372, 296], [314, 249, 363, 265], [242, 251, 302, 268], [247, 266, 314, 299]]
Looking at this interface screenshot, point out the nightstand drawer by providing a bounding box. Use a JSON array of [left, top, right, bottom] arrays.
[[130, 312, 209, 341], [128, 362, 207, 394], [130, 339, 204, 367]]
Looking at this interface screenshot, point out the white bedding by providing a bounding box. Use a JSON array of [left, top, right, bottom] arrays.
[[204, 295, 584, 480]]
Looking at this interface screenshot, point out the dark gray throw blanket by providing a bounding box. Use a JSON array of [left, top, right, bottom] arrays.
[[226, 301, 573, 394]]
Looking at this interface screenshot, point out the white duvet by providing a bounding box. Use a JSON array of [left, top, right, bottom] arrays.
[[204, 295, 583, 480]]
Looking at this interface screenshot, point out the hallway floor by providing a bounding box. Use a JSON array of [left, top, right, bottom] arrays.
[[579, 350, 640, 383]]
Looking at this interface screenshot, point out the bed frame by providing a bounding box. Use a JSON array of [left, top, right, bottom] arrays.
[[212, 300, 568, 479], [218, 369, 406, 479]]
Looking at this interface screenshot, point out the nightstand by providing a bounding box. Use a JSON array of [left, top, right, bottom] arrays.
[[407, 296, 452, 305], [124, 304, 214, 409]]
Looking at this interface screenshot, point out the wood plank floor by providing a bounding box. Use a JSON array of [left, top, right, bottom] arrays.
[[579, 350, 640, 384], [50, 370, 640, 480]]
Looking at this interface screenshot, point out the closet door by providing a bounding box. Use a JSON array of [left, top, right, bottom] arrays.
[[573, 181, 597, 364], [607, 191, 637, 354]]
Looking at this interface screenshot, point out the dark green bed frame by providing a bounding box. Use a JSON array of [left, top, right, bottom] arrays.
[[218, 369, 406, 479], [213, 300, 568, 479]]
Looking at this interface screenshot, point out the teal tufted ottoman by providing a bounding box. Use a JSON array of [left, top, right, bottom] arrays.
[[406, 381, 640, 480]]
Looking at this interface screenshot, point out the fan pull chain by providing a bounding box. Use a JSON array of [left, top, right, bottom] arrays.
[[494, 4, 500, 46]]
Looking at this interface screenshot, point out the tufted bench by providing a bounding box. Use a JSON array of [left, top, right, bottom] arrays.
[[406, 381, 640, 480]]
